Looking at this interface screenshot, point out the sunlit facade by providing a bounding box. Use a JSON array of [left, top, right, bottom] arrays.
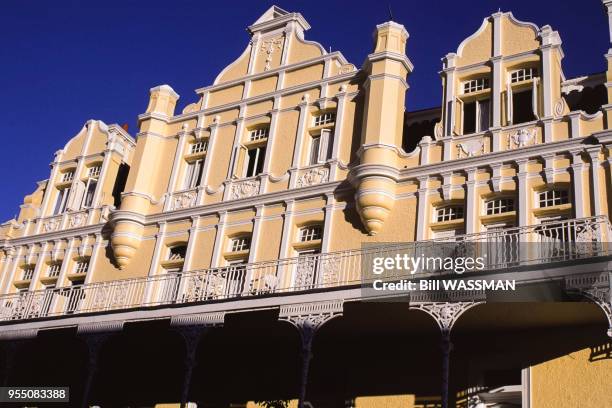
[[1, 4, 612, 408]]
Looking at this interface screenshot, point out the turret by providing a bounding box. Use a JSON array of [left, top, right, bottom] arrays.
[[111, 85, 179, 268], [353, 21, 413, 235]]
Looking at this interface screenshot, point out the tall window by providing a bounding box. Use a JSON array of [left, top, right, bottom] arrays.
[[463, 99, 490, 134], [435, 206, 464, 222], [308, 129, 332, 165], [313, 112, 335, 127], [53, 187, 71, 215], [184, 159, 204, 189], [230, 237, 251, 252], [538, 189, 569, 208], [512, 90, 535, 124], [485, 198, 515, 215], [245, 146, 266, 177], [82, 178, 97, 208]]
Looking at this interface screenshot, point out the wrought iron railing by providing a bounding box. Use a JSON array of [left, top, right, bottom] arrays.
[[0, 216, 610, 322]]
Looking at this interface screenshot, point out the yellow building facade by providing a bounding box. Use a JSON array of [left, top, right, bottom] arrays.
[[0, 4, 612, 408]]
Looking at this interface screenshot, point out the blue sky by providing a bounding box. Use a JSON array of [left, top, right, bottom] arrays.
[[0, 0, 608, 222]]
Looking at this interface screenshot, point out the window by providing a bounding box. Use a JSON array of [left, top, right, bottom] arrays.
[[184, 159, 204, 189], [168, 245, 187, 261], [463, 77, 489, 94], [22, 266, 34, 281], [53, 187, 71, 215], [82, 178, 97, 208], [462, 99, 490, 134], [245, 146, 265, 177], [510, 68, 537, 83], [299, 225, 323, 242], [248, 127, 269, 141], [61, 171, 74, 183], [485, 198, 515, 215], [511, 90, 535, 124], [313, 112, 335, 127], [538, 189, 569, 208], [230, 237, 250, 252], [87, 166, 101, 178], [190, 141, 207, 154], [47, 263, 61, 278], [308, 129, 332, 165], [309, 135, 321, 165], [436, 206, 464, 222], [74, 260, 89, 275]]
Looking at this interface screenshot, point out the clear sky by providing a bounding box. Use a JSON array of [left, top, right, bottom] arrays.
[[0, 0, 608, 222]]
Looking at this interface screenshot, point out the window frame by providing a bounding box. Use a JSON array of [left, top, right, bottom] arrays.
[[183, 158, 204, 190], [229, 236, 251, 252], [537, 189, 569, 208], [462, 77, 490, 94], [313, 112, 336, 127], [53, 187, 71, 215], [74, 260, 90, 275], [248, 127, 269, 142], [298, 225, 323, 242], [485, 198, 515, 215], [434, 205, 465, 223]]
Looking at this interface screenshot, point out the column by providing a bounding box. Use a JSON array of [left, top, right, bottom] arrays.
[[210, 211, 228, 267], [163, 126, 190, 211], [183, 216, 200, 272], [91, 140, 115, 209], [197, 115, 220, 205], [587, 147, 603, 216], [28, 242, 49, 291], [69, 120, 96, 210], [321, 194, 335, 253], [416, 176, 429, 241], [247, 206, 265, 264], [223, 106, 247, 201], [84, 234, 103, 285], [260, 97, 282, 194], [571, 151, 586, 218], [0, 249, 15, 295], [49, 238, 75, 313], [419, 136, 432, 165], [38, 150, 65, 224], [442, 54, 457, 137], [491, 12, 503, 131], [279, 301, 343, 408], [516, 159, 530, 227], [465, 168, 478, 234], [278, 200, 295, 289], [1, 246, 23, 295], [289, 96, 311, 188], [329, 87, 348, 181], [143, 222, 167, 304]]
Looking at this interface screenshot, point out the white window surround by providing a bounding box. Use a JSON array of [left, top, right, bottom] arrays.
[[230, 237, 251, 252], [506, 68, 539, 124], [462, 77, 490, 94], [298, 225, 323, 242], [244, 146, 266, 178], [313, 112, 335, 127], [307, 129, 332, 165], [537, 189, 569, 208], [485, 198, 515, 215], [248, 127, 269, 141], [434, 206, 464, 223]]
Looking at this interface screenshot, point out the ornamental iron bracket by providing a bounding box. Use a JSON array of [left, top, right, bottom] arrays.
[[566, 272, 612, 338]]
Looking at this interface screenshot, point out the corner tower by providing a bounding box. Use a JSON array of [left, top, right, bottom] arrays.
[[353, 21, 413, 235]]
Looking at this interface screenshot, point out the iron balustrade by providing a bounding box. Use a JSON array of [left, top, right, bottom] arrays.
[[0, 216, 610, 322]]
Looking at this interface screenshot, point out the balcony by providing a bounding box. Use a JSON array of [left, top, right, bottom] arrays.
[[0, 216, 610, 323]]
